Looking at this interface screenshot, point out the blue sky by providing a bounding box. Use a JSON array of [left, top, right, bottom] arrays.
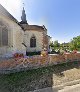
[[1, 0, 80, 43]]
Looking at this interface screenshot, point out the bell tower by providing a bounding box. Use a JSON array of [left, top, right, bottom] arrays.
[[20, 7, 28, 24]]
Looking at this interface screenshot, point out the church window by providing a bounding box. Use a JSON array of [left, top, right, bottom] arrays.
[[0, 27, 8, 46], [30, 36, 36, 47]]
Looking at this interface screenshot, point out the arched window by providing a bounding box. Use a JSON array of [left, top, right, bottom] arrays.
[[30, 36, 36, 47], [0, 26, 8, 46]]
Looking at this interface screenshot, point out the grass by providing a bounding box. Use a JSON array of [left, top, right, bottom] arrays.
[[0, 61, 78, 82], [0, 61, 80, 91]]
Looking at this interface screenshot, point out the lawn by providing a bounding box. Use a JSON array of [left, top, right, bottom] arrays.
[[0, 61, 80, 92]]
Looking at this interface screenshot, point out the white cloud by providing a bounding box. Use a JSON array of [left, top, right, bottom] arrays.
[[0, 0, 22, 21]]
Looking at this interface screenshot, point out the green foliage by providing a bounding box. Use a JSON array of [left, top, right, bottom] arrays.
[[50, 35, 80, 52], [53, 40, 60, 50], [54, 40, 60, 47], [50, 41, 54, 47], [0, 61, 80, 91], [69, 36, 80, 51]]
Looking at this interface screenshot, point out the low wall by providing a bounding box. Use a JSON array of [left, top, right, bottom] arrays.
[[50, 53, 80, 63], [0, 53, 80, 74]]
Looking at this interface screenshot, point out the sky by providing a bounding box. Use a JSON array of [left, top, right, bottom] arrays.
[[0, 0, 80, 43]]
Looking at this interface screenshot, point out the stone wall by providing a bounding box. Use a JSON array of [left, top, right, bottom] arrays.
[[24, 31, 43, 52], [0, 53, 80, 74], [0, 15, 26, 56]]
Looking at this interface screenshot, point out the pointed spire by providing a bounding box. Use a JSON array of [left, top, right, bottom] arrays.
[[21, 7, 27, 24]]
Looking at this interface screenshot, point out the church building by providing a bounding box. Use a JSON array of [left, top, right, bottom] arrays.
[[0, 4, 51, 57]]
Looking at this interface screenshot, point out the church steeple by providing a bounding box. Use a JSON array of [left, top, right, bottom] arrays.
[[21, 7, 27, 24]]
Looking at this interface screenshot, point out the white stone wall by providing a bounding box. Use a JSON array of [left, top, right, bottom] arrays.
[[24, 30, 43, 52], [10, 20, 26, 55], [0, 16, 11, 56], [0, 15, 26, 56]]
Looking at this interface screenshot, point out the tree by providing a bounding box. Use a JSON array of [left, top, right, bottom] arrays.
[[53, 40, 60, 50], [69, 36, 80, 51], [54, 40, 60, 47], [61, 42, 69, 50]]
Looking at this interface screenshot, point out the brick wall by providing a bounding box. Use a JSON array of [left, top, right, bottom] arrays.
[[0, 53, 80, 74]]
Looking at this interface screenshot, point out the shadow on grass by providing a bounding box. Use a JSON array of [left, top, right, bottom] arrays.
[[0, 61, 80, 92]]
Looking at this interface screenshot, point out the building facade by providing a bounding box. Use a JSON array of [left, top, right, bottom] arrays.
[[0, 4, 51, 57]]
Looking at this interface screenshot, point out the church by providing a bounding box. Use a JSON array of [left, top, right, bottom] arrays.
[[0, 4, 51, 57]]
